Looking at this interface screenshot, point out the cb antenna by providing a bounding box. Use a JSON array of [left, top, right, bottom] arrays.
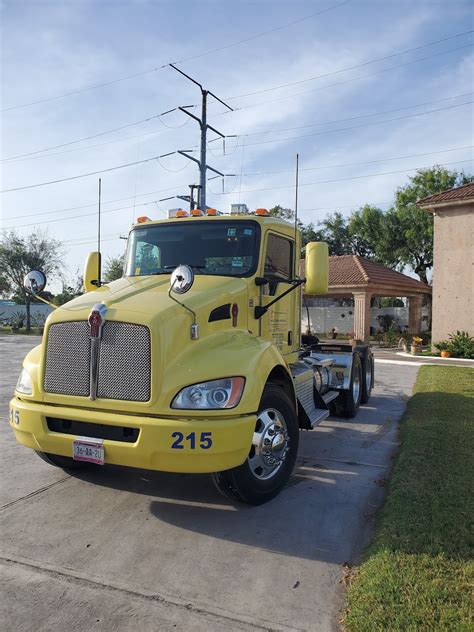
[[294, 153, 299, 272], [98, 177, 102, 284]]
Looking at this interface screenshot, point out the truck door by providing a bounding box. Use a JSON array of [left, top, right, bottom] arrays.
[[259, 232, 298, 357]]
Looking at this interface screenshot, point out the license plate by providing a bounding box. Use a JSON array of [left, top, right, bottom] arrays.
[[73, 438, 104, 465]]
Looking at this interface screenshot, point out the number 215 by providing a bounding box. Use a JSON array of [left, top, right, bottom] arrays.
[[171, 431, 212, 450]]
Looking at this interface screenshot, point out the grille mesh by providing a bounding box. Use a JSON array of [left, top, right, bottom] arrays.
[[44, 321, 151, 402], [44, 321, 91, 396], [97, 322, 151, 401]]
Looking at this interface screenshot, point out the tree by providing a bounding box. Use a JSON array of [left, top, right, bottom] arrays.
[[391, 166, 473, 283], [53, 272, 83, 306], [317, 212, 353, 255], [0, 230, 63, 331], [347, 205, 393, 264], [269, 205, 323, 247], [103, 254, 125, 282]]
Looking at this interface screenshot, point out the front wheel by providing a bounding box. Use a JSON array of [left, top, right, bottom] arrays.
[[212, 384, 299, 505]]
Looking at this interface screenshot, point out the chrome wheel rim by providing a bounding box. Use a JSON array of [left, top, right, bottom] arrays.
[[352, 370, 361, 402], [248, 408, 289, 480], [366, 358, 373, 391]]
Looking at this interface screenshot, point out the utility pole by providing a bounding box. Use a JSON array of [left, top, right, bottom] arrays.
[[169, 64, 233, 211]]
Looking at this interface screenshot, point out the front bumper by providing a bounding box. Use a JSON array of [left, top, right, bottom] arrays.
[[9, 397, 256, 473]]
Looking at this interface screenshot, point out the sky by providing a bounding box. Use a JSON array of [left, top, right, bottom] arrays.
[[1, 0, 473, 291]]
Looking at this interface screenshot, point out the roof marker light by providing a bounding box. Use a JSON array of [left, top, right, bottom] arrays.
[[191, 209, 203, 216], [176, 209, 188, 217], [206, 208, 218, 216], [136, 216, 151, 223], [255, 208, 269, 216]]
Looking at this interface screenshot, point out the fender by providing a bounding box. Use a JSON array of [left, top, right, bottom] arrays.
[[158, 330, 293, 416]]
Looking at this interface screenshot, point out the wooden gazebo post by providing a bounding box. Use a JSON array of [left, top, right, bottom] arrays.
[[353, 291, 372, 343]]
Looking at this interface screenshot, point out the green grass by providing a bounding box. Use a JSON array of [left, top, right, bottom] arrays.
[[345, 366, 474, 631]]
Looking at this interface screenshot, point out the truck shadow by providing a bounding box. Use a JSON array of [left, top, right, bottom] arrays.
[[71, 401, 399, 564]]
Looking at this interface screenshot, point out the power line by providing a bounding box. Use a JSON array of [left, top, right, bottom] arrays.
[[172, 0, 352, 65], [213, 159, 473, 196], [3, 184, 191, 220], [241, 145, 474, 176], [0, 152, 190, 193], [4, 144, 472, 221], [1, 113, 164, 162], [235, 100, 473, 149], [1, 0, 350, 113], [6, 159, 472, 230], [216, 43, 473, 115], [6, 92, 468, 166], [230, 92, 473, 138], [225, 30, 473, 100]]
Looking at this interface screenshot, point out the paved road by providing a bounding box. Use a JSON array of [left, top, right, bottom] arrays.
[[0, 336, 419, 631]]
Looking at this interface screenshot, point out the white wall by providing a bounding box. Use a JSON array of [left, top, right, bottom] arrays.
[[302, 306, 429, 334], [0, 303, 53, 325]]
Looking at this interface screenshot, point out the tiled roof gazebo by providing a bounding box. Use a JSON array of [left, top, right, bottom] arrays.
[[304, 255, 432, 342]]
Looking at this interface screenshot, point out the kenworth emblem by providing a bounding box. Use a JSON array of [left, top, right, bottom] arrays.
[[88, 303, 106, 339], [88, 303, 107, 400]]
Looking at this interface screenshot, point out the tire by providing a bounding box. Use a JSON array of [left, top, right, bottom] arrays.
[[338, 352, 362, 418], [35, 451, 88, 470], [212, 384, 299, 505], [361, 348, 374, 404]]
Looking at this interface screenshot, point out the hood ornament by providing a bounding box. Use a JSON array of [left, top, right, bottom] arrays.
[[88, 303, 107, 339], [88, 303, 107, 400]]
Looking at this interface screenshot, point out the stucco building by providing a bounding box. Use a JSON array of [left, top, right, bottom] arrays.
[[417, 182, 474, 343]]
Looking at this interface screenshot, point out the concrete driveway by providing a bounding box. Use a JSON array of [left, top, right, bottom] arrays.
[[0, 336, 419, 631]]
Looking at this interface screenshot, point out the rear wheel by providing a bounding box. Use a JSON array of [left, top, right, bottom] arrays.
[[35, 451, 87, 470], [361, 348, 374, 404], [338, 352, 362, 418], [212, 384, 299, 505]]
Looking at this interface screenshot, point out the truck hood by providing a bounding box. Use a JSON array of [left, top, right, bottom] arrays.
[[48, 274, 247, 325]]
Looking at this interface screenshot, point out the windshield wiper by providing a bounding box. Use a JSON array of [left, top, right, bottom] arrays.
[[154, 264, 207, 274]]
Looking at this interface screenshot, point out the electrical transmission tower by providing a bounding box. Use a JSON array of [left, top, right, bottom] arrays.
[[169, 64, 234, 211]]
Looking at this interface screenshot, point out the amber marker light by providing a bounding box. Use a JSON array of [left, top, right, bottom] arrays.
[[176, 209, 188, 217], [255, 208, 269, 216], [226, 377, 245, 408], [191, 209, 203, 216], [206, 208, 218, 216], [136, 216, 151, 223]]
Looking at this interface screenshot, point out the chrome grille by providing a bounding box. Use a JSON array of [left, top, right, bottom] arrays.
[[44, 321, 151, 402], [97, 322, 151, 401], [44, 321, 91, 396]]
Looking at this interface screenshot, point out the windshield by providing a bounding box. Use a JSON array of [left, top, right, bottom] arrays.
[[125, 220, 260, 277]]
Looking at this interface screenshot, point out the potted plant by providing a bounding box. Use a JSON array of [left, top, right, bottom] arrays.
[[411, 336, 423, 355], [434, 340, 450, 358]]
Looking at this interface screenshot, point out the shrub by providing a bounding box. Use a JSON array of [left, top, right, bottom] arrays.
[[383, 323, 399, 347], [434, 340, 449, 352], [377, 314, 396, 332], [447, 331, 474, 359]]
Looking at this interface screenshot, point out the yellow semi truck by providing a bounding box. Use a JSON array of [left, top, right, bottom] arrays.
[[10, 208, 373, 504]]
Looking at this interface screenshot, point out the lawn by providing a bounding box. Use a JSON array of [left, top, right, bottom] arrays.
[[345, 366, 474, 631]]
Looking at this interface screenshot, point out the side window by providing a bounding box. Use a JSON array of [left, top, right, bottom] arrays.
[[264, 234, 293, 281]]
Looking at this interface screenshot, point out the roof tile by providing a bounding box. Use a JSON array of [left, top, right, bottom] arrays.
[[417, 182, 474, 206]]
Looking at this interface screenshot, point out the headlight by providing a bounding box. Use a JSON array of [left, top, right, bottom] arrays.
[[16, 368, 32, 395], [171, 377, 245, 410]]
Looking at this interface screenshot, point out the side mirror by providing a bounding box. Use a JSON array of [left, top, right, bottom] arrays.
[[170, 265, 194, 294], [304, 242, 328, 295], [23, 270, 47, 295], [84, 251, 101, 292]]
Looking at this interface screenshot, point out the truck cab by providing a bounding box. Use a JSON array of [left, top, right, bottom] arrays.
[[10, 209, 373, 504]]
